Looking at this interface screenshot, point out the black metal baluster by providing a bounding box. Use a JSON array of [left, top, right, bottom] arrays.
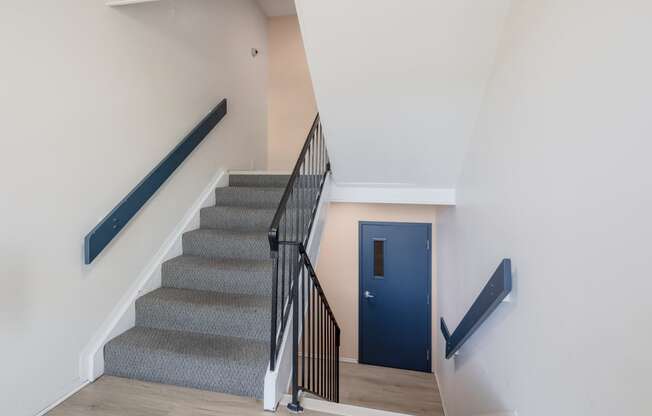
[[336, 327, 340, 402], [288, 244, 302, 412], [322, 301, 325, 397], [280, 215, 286, 333], [330, 315, 333, 401], [311, 284, 315, 392], [270, 255, 279, 370], [306, 269, 311, 393], [299, 265, 306, 386]]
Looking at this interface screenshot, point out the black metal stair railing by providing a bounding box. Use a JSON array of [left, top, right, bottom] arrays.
[[267, 113, 339, 410], [268, 114, 331, 366], [288, 245, 340, 411]]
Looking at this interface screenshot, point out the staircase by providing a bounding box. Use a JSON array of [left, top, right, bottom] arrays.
[[104, 174, 289, 399]]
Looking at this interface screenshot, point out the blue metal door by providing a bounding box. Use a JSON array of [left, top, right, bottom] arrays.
[[359, 222, 431, 372]]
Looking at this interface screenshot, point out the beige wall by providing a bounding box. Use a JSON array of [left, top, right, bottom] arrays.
[[315, 203, 437, 368], [267, 15, 317, 170], [0, 2, 267, 415]]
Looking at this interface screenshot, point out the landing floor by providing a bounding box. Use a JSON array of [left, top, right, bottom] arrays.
[[335, 361, 444, 416]]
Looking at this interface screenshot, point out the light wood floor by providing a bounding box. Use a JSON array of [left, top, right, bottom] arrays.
[[47, 376, 333, 416], [336, 362, 444, 416], [48, 363, 444, 416]]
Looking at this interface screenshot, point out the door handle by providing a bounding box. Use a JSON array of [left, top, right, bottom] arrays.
[[364, 290, 375, 299]]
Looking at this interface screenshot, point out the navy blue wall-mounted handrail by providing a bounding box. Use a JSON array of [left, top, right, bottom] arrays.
[[440, 259, 512, 359], [84, 99, 227, 264]]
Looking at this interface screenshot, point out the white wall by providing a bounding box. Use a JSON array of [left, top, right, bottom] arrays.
[[0, 1, 267, 415], [436, 1, 652, 415], [295, 0, 510, 190]]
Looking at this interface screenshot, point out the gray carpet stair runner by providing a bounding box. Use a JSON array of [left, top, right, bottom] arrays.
[[104, 174, 289, 399]]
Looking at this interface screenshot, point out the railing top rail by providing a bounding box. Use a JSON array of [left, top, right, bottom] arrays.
[[268, 114, 321, 252], [299, 245, 340, 332], [84, 99, 227, 264], [440, 258, 511, 359]]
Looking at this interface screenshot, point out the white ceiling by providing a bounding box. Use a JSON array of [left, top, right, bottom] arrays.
[[256, 0, 296, 17], [296, 0, 511, 190]]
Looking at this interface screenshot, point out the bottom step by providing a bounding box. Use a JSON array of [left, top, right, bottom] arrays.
[[104, 327, 268, 399]]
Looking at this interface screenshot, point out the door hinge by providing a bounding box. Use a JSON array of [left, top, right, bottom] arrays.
[[426, 239, 430, 250], [427, 349, 430, 361], [427, 294, 430, 305]]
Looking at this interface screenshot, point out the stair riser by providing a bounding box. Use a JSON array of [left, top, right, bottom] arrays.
[[161, 261, 273, 296], [136, 301, 270, 341], [229, 174, 290, 188], [182, 233, 269, 260], [200, 206, 275, 230], [215, 188, 284, 208]]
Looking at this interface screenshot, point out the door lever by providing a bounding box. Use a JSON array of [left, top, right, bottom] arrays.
[[364, 290, 375, 299]]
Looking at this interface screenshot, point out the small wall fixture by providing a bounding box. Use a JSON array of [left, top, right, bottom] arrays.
[[251, 48, 259, 58]]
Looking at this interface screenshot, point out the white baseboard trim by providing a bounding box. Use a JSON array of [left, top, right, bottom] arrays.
[[36, 380, 89, 416], [434, 371, 448, 416], [330, 184, 456, 205], [79, 169, 229, 382], [280, 394, 412, 416]]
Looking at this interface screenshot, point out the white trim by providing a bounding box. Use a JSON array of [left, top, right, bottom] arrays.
[[330, 184, 456, 205], [79, 170, 229, 381], [105, 0, 160, 6], [36, 380, 89, 416], [434, 371, 448, 416], [280, 394, 413, 416]]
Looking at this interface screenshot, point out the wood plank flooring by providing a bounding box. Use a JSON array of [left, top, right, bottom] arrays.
[[48, 362, 444, 416], [46, 376, 331, 416], [337, 362, 444, 416]]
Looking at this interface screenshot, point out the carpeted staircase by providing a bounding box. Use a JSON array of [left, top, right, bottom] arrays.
[[104, 174, 289, 399]]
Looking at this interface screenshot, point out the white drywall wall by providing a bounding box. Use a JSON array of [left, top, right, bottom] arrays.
[[0, 1, 267, 415], [295, 0, 510, 190], [436, 1, 652, 415]]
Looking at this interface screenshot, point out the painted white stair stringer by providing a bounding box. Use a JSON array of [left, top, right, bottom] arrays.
[[263, 174, 333, 411]]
